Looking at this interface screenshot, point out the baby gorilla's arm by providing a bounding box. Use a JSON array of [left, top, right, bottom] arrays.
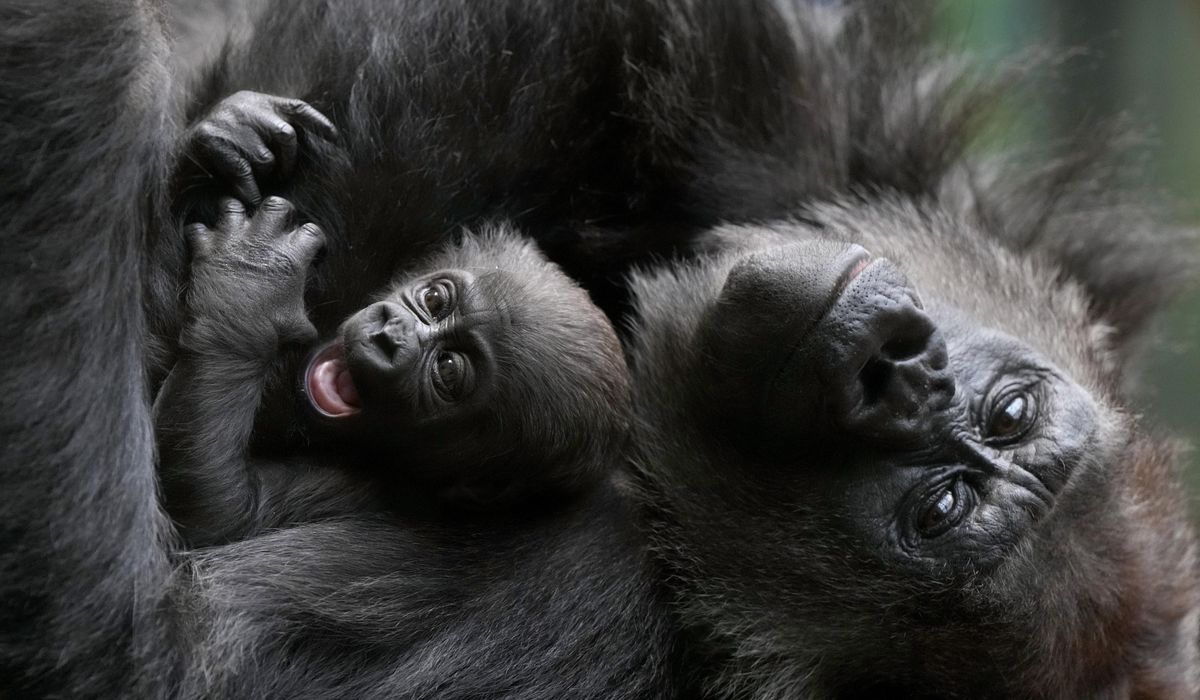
[[155, 196, 323, 546]]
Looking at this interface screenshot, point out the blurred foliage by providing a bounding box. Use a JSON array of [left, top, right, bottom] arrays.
[[938, 1, 1200, 513]]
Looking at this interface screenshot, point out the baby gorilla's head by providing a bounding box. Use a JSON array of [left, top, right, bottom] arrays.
[[304, 226, 630, 505]]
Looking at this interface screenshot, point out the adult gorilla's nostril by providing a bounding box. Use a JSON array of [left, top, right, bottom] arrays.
[[842, 301, 954, 442], [858, 310, 940, 403]]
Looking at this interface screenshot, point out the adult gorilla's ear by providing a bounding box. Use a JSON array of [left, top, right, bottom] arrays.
[[942, 140, 1199, 364]]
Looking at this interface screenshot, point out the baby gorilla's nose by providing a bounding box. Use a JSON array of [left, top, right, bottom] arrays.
[[363, 301, 416, 360]]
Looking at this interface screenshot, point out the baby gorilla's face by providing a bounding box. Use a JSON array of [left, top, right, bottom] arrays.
[[299, 230, 631, 501], [307, 268, 496, 424]]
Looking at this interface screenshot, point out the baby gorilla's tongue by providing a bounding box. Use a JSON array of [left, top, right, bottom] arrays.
[[306, 343, 361, 417]]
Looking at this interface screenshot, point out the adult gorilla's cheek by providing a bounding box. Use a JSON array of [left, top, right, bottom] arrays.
[[689, 240, 870, 450]]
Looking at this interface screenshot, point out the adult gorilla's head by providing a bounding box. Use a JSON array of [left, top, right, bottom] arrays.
[[625, 197, 1198, 697]]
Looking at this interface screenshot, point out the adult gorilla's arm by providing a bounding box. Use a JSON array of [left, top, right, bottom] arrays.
[[0, 1, 177, 695]]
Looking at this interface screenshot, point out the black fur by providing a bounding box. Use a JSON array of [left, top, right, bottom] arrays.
[[3, 0, 1197, 697], [609, 2, 1200, 697], [0, 2, 675, 697], [0, 1, 176, 694], [156, 198, 632, 543]]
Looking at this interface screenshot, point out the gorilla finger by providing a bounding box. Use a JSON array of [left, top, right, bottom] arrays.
[[261, 116, 298, 176], [280, 99, 338, 142], [234, 129, 276, 173], [288, 222, 326, 262], [279, 316, 319, 347], [200, 138, 262, 206], [216, 197, 248, 232], [189, 121, 229, 154], [255, 196, 295, 234], [183, 223, 214, 257]]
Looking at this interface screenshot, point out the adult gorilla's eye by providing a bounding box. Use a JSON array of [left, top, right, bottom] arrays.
[[432, 352, 468, 400], [916, 480, 971, 537], [420, 281, 454, 320], [984, 389, 1037, 446]]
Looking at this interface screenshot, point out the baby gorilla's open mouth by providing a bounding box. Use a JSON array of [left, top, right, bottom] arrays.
[[305, 341, 362, 418]]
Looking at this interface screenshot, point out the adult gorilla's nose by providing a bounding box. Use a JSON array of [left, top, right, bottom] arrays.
[[820, 261, 955, 444], [691, 239, 874, 450], [746, 255, 956, 454]]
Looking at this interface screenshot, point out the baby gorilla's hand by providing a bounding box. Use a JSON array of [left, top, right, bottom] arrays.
[[183, 91, 338, 206], [182, 197, 325, 358]]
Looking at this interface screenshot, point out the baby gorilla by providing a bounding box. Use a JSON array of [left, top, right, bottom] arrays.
[[155, 198, 630, 547]]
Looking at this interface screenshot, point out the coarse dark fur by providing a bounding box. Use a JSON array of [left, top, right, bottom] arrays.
[[170, 0, 1200, 695], [3, 0, 1198, 698], [611, 2, 1200, 698], [162, 0, 851, 361], [0, 1, 675, 698], [156, 200, 632, 545], [166, 0, 1187, 359]]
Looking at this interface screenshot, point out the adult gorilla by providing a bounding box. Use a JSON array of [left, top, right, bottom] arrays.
[[613, 5, 1200, 699], [0, 1, 674, 697]]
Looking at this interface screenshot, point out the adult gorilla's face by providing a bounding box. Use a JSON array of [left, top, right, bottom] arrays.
[[625, 202, 1181, 695], [693, 237, 1102, 570]]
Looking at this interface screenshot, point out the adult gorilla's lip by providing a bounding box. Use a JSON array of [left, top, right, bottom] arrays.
[[304, 341, 362, 418]]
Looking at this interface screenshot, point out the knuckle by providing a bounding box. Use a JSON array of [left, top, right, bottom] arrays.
[[261, 195, 292, 214], [219, 198, 245, 215], [184, 226, 211, 253], [183, 222, 209, 238], [194, 122, 219, 141], [281, 99, 309, 115], [298, 222, 325, 241]]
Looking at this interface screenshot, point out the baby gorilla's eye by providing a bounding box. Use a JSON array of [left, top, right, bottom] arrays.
[[984, 388, 1037, 446], [420, 281, 455, 320], [916, 479, 971, 537], [432, 351, 468, 400]]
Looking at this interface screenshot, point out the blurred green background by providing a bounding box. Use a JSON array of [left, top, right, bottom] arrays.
[[940, 1, 1200, 514]]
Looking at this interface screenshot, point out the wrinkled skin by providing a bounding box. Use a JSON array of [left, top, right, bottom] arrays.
[[627, 207, 1199, 698]]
